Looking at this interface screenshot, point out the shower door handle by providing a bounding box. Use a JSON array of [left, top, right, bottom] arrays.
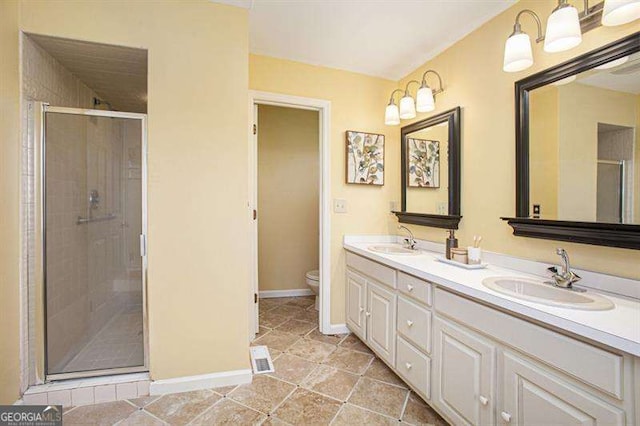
[[140, 234, 146, 257]]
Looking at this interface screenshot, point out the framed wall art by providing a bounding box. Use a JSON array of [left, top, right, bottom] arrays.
[[407, 138, 440, 188], [346, 130, 385, 185]]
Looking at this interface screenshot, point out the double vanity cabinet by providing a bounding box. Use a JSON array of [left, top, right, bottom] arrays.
[[345, 250, 639, 425]]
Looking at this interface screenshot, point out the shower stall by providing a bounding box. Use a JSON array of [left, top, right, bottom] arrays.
[[41, 104, 147, 380]]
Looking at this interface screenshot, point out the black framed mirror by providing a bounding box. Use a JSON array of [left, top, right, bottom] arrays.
[[394, 107, 461, 229], [502, 32, 640, 250]]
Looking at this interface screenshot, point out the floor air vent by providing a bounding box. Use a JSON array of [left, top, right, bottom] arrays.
[[249, 345, 275, 374]]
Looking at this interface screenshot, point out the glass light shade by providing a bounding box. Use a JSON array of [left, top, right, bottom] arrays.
[[385, 103, 400, 125], [544, 5, 582, 53], [503, 32, 534, 72], [416, 86, 435, 112], [594, 55, 629, 69], [399, 95, 416, 120], [552, 75, 577, 86], [602, 0, 640, 26]]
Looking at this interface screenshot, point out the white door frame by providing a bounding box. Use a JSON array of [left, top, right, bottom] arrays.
[[248, 90, 332, 339]]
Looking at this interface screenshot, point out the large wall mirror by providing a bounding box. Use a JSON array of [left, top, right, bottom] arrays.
[[395, 107, 461, 229], [504, 32, 640, 249]]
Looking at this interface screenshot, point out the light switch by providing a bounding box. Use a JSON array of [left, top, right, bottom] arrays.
[[334, 199, 347, 213]]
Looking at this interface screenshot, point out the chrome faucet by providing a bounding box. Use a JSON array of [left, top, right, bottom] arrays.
[[547, 248, 581, 289], [398, 225, 417, 250]]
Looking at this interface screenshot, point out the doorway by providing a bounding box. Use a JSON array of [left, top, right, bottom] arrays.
[[20, 33, 149, 384], [249, 91, 332, 339], [597, 123, 635, 223]]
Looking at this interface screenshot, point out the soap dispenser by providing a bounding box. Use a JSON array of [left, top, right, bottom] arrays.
[[446, 229, 458, 260]]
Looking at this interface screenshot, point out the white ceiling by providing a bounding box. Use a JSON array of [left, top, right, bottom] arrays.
[[28, 34, 148, 113], [213, 0, 514, 80], [578, 53, 640, 95]]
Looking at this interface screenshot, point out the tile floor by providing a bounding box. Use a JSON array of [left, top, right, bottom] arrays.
[[61, 296, 448, 425]]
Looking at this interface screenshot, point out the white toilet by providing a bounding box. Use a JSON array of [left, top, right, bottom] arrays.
[[305, 269, 320, 310]]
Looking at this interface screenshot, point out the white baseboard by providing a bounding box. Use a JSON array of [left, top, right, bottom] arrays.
[[259, 289, 314, 298], [149, 369, 252, 395], [326, 323, 350, 335]]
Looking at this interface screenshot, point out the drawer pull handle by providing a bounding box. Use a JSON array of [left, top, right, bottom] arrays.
[[405, 362, 412, 370], [359, 307, 364, 313], [406, 320, 414, 327], [479, 396, 488, 406], [501, 412, 511, 423], [407, 284, 414, 292], [365, 312, 371, 317]]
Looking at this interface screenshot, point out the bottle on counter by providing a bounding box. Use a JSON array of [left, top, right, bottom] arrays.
[[445, 229, 458, 260]]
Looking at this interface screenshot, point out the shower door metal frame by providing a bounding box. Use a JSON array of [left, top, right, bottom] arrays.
[[41, 104, 149, 381], [597, 159, 625, 224]]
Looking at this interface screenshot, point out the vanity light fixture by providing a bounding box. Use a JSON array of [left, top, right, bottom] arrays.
[[384, 89, 403, 125], [416, 70, 444, 113], [551, 74, 578, 85], [384, 70, 445, 125], [503, 10, 543, 72], [602, 0, 640, 25], [594, 55, 630, 68], [503, 0, 640, 73], [544, 1, 583, 52], [400, 80, 419, 119]]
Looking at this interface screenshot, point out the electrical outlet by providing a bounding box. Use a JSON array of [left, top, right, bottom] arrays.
[[389, 201, 399, 212], [437, 202, 447, 215], [334, 199, 347, 213]]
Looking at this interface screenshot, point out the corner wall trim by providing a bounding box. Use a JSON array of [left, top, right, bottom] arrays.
[[149, 369, 252, 395], [327, 324, 350, 335], [259, 289, 314, 299]]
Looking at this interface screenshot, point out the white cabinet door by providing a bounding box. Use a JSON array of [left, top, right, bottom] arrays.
[[346, 270, 367, 340], [433, 317, 495, 426], [366, 280, 396, 365], [500, 352, 625, 426]]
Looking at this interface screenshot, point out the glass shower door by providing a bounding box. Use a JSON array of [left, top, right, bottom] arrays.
[[596, 160, 623, 223], [44, 106, 146, 378]]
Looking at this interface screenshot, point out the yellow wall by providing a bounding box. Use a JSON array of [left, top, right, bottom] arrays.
[[529, 83, 639, 222], [19, 0, 251, 380], [258, 105, 319, 291], [0, 0, 22, 404], [557, 83, 638, 221], [637, 95, 640, 222], [529, 85, 559, 219], [250, 55, 399, 322], [399, 0, 640, 280]]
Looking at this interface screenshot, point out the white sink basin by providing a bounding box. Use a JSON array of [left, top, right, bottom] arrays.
[[368, 244, 420, 255], [482, 277, 614, 311]]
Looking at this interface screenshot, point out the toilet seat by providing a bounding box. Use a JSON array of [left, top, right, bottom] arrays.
[[305, 270, 319, 281]]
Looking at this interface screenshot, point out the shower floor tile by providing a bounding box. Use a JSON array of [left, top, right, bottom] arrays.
[[63, 305, 144, 373]]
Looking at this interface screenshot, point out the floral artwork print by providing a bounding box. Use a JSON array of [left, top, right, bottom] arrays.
[[346, 131, 385, 185], [407, 138, 439, 188]]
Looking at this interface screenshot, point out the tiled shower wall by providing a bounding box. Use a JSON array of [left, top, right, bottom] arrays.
[[22, 34, 98, 388], [21, 34, 132, 385]]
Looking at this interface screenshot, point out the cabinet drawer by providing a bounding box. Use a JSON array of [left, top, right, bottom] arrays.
[[398, 272, 432, 306], [397, 296, 431, 354], [346, 251, 396, 289], [396, 336, 431, 400], [435, 288, 624, 399]]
